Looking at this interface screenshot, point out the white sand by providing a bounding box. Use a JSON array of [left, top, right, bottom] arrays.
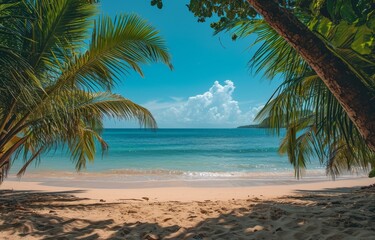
[[0, 177, 374, 239]]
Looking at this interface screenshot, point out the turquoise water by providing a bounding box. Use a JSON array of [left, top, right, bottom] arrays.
[[12, 128, 324, 178]]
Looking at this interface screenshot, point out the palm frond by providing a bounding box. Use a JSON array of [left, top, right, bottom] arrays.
[[0, 2, 170, 182], [30, 0, 97, 75], [54, 14, 172, 92], [218, 10, 375, 178]]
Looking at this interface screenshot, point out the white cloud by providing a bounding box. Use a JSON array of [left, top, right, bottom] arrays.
[[144, 80, 263, 128]]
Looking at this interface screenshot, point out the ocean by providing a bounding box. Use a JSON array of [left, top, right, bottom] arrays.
[[11, 128, 326, 181]]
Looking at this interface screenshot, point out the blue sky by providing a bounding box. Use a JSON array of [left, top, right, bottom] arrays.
[[101, 0, 281, 128]]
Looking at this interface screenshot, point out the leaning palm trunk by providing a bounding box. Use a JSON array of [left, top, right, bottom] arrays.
[[246, 0, 375, 152], [222, 5, 375, 177], [0, 0, 172, 182]]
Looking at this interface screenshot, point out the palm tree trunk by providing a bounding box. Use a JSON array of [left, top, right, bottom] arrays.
[[246, 0, 375, 152]]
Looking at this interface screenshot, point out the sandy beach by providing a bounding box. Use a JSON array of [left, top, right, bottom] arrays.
[[1, 176, 374, 239], [2, 0, 375, 239]]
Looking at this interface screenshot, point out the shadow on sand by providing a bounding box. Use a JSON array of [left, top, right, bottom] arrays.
[[0, 186, 374, 240]]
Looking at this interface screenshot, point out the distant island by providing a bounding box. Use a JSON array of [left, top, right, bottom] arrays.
[[237, 124, 265, 128], [237, 117, 271, 128]]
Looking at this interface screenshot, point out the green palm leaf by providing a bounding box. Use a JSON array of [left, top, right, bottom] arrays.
[[221, 13, 375, 178], [30, 0, 97, 74], [0, 0, 171, 182], [54, 14, 172, 92]]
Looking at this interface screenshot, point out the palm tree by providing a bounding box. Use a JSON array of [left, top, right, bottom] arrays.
[[0, 0, 172, 182], [162, 0, 375, 151], [245, 0, 375, 152], [224, 10, 375, 178]]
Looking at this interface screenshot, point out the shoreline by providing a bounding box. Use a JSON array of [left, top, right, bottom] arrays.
[[2, 175, 373, 202], [5, 168, 369, 186]]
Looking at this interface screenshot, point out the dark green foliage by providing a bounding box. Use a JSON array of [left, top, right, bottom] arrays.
[[186, 0, 257, 30], [151, 0, 257, 30], [150, 0, 163, 9], [151, 0, 374, 31], [324, 0, 374, 23], [369, 168, 375, 178]]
